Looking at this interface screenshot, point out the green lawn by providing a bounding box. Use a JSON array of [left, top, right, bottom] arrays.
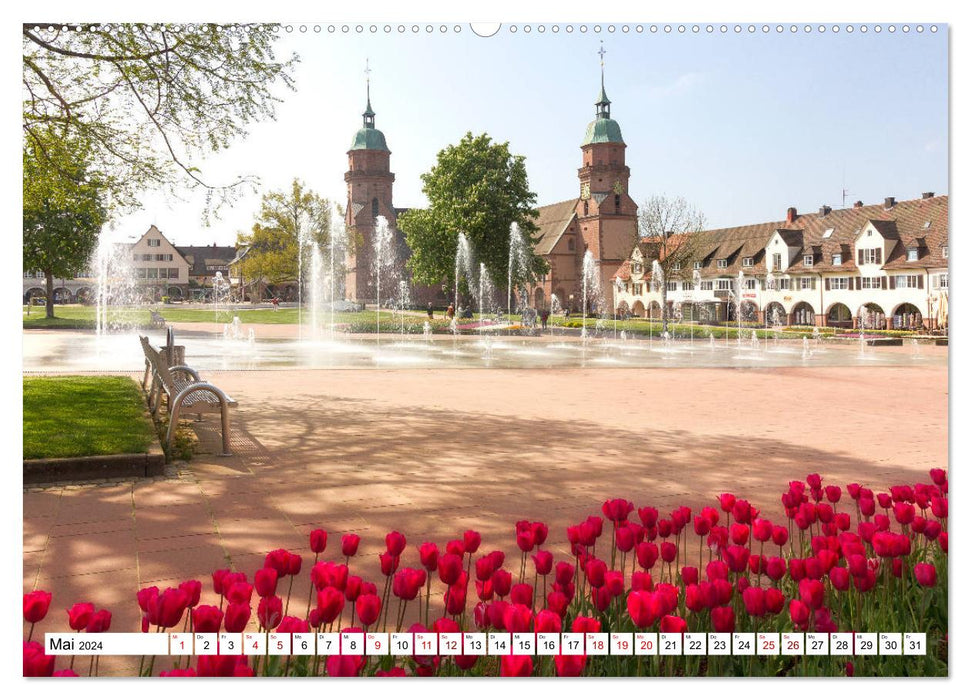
[[23, 376, 156, 459]]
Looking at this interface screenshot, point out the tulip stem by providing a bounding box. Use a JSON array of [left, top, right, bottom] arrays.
[[284, 575, 294, 618], [28, 622, 34, 643]]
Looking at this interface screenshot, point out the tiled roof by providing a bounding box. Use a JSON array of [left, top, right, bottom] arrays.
[[613, 259, 631, 281], [646, 195, 948, 277], [176, 245, 238, 275], [532, 198, 579, 255]]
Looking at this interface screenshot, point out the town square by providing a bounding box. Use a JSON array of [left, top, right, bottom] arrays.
[[20, 16, 949, 682]]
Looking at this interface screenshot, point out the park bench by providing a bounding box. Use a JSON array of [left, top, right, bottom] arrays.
[[139, 335, 237, 456], [149, 310, 167, 329]]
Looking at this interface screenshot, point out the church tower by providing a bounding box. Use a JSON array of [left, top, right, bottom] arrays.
[[576, 45, 638, 311], [344, 66, 395, 302]]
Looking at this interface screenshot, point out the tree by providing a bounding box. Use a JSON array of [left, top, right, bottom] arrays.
[[637, 195, 706, 333], [397, 133, 548, 302], [23, 134, 108, 319], [235, 179, 334, 301], [23, 23, 297, 214]]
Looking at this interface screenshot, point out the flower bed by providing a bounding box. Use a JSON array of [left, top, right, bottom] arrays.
[[23, 469, 948, 677]]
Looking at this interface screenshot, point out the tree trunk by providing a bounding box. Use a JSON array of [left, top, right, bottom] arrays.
[[45, 270, 55, 319]]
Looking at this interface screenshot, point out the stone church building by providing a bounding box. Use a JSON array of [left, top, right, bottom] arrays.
[[342, 71, 636, 313]]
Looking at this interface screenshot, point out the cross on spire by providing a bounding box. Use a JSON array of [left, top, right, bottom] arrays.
[[595, 42, 611, 119], [363, 58, 375, 127]]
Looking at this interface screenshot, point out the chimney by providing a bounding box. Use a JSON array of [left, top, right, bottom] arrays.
[[786, 206, 797, 223], [819, 205, 832, 216], [854, 200, 864, 208], [922, 192, 935, 199], [884, 196, 896, 209]]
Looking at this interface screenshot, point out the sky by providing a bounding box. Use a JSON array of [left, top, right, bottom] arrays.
[[104, 23, 948, 246]]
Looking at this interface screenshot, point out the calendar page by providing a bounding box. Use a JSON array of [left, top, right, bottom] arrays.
[[19, 0, 951, 687]]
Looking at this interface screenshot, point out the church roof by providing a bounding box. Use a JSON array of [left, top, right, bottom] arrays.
[[350, 127, 389, 151], [582, 117, 625, 146], [532, 198, 579, 255]]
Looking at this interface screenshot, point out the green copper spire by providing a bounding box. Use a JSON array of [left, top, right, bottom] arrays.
[[350, 59, 389, 151], [582, 42, 624, 146]]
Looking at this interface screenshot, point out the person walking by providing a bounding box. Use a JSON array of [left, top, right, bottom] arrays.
[[427, 302, 434, 319]]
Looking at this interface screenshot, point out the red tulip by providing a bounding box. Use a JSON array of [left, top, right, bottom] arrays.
[[192, 605, 223, 633], [765, 587, 785, 615], [278, 616, 310, 634], [711, 606, 735, 633], [137, 586, 159, 613], [554, 561, 574, 586], [585, 558, 607, 587], [85, 609, 112, 633], [706, 560, 729, 581], [830, 567, 850, 591], [771, 526, 789, 547], [685, 584, 707, 613], [730, 523, 750, 545], [379, 552, 400, 577], [438, 553, 464, 586], [503, 603, 533, 633], [316, 587, 345, 624], [254, 567, 279, 598], [531, 550, 553, 577], [393, 568, 427, 601], [555, 654, 587, 677], [211, 570, 230, 596], [178, 580, 202, 608], [385, 531, 407, 557], [627, 590, 658, 628], [799, 579, 825, 609], [636, 542, 659, 570], [341, 533, 361, 557], [327, 652, 365, 677], [463, 530, 482, 554], [150, 589, 189, 629], [226, 582, 253, 605], [602, 498, 635, 523], [789, 599, 810, 628], [23, 591, 52, 624], [257, 595, 283, 630], [638, 506, 659, 528], [572, 616, 601, 633], [446, 539, 466, 557], [416, 542, 439, 572], [659, 615, 687, 633], [931, 497, 948, 519], [860, 497, 876, 517], [510, 583, 533, 607], [515, 528, 536, 553], [914, 563, 937, 587], [501, 655, 533, 677], [445, 582, 468, 615], [535, 609, 562, 633], [893, 502, 915, 525], [492, 569, 513, 598], [723, 545, 750, 573], [264, 549, 294, 578], [764, 557, 786, 582], [615, 525, 636, 552], [309, 529, 328, 554], [355, 593, 381, 627], [23, 641, 55, 677], [660, 542, 677, 563], [693, 516, 711, 537], [532, 522, 549, 546], [223, 602, 251, 633], [197, 654, 253, 677], [742, 587, 766, 616]]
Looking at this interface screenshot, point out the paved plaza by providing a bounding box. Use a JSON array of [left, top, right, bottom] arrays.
[[23, 353, 947, 673]]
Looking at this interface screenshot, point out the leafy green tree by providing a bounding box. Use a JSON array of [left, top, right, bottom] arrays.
[[397, 132, 547, 298], [22, 23, 297, 214], [23, 135, 108, 319], [235, 179, 335, 300]]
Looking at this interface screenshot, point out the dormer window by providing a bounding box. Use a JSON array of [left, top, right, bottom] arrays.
[[906, 247, 919, 262], [693, 261, 703, 270], [803, 255, 814, 267], [832, 253, 843, 265], [717, 259, 728, 269], [742, 257, 754, 267], [923, 221, 931, 229], [672, 262, 682, 271], [822, 228, 834, 239], [942, 245, 948, 259], [772, 253, 782, 270]]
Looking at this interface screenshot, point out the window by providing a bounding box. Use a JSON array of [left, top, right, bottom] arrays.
[[136, 268, 147, 279], [147, 268, 158, 279], [777, 278, 791, 291], [772, 253, 782, 270], [717, 259, 728, 268], [583, 201, 589, 216], [895, 275, 920, 289], [568, 238, 575, 251], [672, 262, 682, 271], [742, 257, 754, 267], [615, 194, 621, 213], [633, 283, 643, 295], [803, 255, 814, 267], [169, 268, 179, 278], [155, 253, 165, 261], [745, 278, 758, 290], [716, 279, 732, 291], [682, 281, 694, 291], [666, 281, 678, 292], [906, 248, 919, 262], [166, 254, 174, 261], [142, 253, 152, 261], [832, 253, 843, 266], [937, 272, 948, 289], [822, 228, 835, 239], [693, 261, 703, 269], [942, 246, 948, 259], [861, 248, 879, 264], [632, 262, 643, 274], [148, 239, 161, 247], [861, 277, 883, 289], [371, 198, 379, 218], [923, 221, 931, 230], [829, 277, 847, 290], [800, 277, 815, 290], [700, 281, 713, 291]]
